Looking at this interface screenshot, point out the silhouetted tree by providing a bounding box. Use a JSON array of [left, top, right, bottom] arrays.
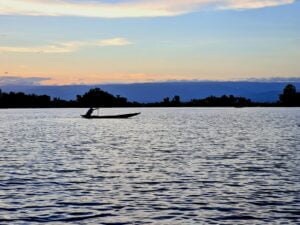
[[4, 85, 300, 108], [188, 95, 252, 107], [163, 97, 170, 105], [279, 84, 300, 106], [76, 88, 128, 107], [171, 95, 181, 106], [0, 91, 52, 108]]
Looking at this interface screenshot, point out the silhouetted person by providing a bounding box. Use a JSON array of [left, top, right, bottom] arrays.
[[85, 108, 96, 117]]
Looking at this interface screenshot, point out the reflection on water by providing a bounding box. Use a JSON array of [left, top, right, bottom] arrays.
[[0, 108, 299, 224]]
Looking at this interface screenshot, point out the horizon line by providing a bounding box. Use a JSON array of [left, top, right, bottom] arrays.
[[1, 76, 300, 87]]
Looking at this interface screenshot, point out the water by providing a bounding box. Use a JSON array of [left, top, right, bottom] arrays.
[[0, 108, 299, 224]]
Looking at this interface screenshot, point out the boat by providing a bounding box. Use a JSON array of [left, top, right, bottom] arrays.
[[81, 112, 140, 119]]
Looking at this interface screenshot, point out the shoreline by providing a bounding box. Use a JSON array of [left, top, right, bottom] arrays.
[[1, 106, 300, 109]]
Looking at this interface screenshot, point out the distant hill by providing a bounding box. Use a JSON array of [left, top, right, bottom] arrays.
[[1, 81, 300, 103]]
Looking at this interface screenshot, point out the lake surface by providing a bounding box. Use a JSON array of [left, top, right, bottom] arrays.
[[0, 108, 299, 224]]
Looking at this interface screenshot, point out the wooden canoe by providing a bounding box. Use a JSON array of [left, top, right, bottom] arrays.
[[81, 112, 140, 119]]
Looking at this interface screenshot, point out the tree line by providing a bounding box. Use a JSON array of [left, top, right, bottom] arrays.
[[0, 84, 299, 108]]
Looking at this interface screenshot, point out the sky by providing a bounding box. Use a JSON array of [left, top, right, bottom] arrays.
[[0, 0, 299, 85]]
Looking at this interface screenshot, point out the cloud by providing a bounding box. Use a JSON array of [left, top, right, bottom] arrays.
[[0, 0, 295, 18], [0, 76, 51, 85], [244, 77, 300, 82], [0, 38, 131, 53]]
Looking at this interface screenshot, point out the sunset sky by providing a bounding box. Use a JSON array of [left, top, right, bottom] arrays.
[[0, 0, 299, 85]]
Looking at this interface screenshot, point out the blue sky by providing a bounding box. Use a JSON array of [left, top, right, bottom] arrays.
[[0, 0, 299, 84]]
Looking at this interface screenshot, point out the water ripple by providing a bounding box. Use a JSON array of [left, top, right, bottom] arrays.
[[0, 108, 299, 224]]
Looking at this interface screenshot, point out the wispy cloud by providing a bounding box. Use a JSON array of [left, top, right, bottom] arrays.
[[218, 0, 295, 10], [244, 77, 300, 82], [0, 38, 131, 53], [0, 76, 50, 85], [0, 0, 295, 18]]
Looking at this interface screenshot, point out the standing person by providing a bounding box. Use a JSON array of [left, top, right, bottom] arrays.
[[85, 107, 96, 117]]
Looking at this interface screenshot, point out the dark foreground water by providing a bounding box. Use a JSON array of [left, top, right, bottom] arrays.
[[0, 108, 299, 224]]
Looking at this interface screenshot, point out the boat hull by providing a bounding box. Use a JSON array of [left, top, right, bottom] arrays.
[[81, 112, 140, 119]]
